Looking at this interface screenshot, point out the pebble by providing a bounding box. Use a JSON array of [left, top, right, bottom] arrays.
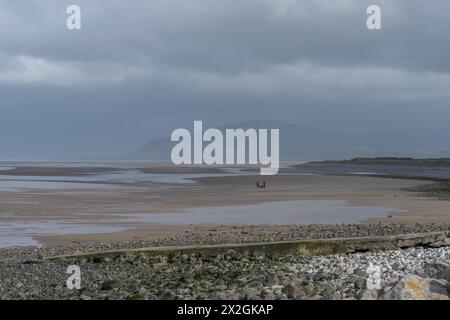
[[0, 223, 448, 300]]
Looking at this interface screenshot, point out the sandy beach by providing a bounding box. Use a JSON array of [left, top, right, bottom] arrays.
[[0, 163, 449, 247]]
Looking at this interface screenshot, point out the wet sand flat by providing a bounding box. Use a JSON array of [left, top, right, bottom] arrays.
[[0, 166, 121, 176], [0, 164, 449, 246]]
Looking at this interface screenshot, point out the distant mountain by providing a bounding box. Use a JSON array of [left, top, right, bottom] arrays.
[[126, 120, 450, 162]]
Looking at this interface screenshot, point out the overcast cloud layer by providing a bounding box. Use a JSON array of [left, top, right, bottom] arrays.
[[1, 0, 450, 159]]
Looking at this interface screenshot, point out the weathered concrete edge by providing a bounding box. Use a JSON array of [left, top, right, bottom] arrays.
[[46, 231, 450, 261]]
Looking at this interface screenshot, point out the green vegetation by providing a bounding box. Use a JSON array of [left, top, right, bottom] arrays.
[[408, 183, 450, 200], [325, 157, 450, 166]]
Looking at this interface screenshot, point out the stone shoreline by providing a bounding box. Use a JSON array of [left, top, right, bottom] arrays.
[[0, 223, 449, 300]]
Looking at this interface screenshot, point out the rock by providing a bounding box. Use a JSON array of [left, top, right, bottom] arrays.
[[242, 287, 260, 300], [429, 279, 450, 296], [320, 285, 337, 299], [354, 277, 367, 290], [271, 285, 284, 293], [138, 287, 147, 294], [313, 272, 326, 281], [260, 288, 275, 300], [266, 274, 279, 286], [354, 269, 368, 278], [429, 238, 450, 247], [252, 251, 265, 260], [284, 282, 307, 299], [101, 280, 120, 291], [225, 249, 237, 260], [379, 275, 449, 300], [422, 263, 450, 282], [236, 277, 248, 286], [357, 289, 378, 300], [153, 262, 167, 269]]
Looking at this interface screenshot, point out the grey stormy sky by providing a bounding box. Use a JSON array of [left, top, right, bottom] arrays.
[[1, 0, 450, 159]]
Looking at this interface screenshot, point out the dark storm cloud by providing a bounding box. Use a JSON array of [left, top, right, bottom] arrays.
[[0, 0, 450, 158]]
